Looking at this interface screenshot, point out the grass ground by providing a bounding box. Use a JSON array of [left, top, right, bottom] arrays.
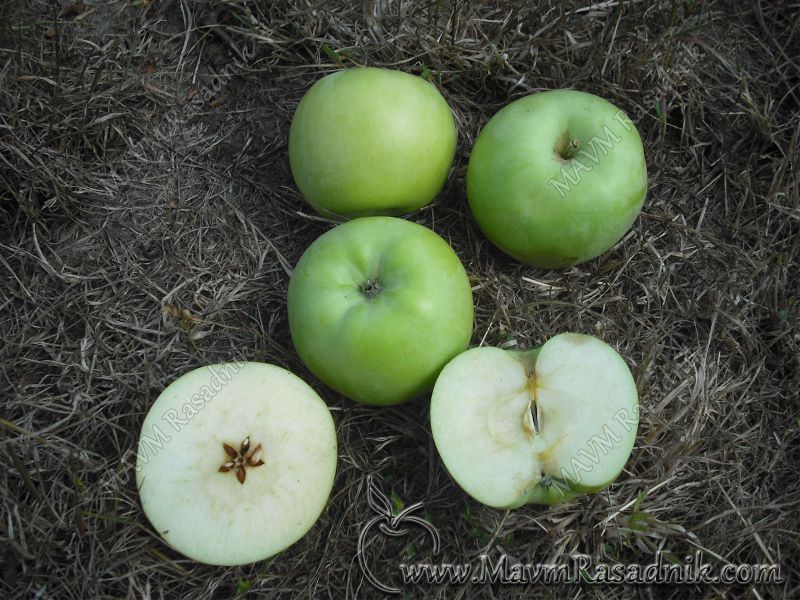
[[1, 1, 798, 598]]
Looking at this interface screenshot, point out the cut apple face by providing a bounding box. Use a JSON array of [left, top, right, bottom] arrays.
[[430, 333, 638, 508], [136, 362, 337, 566]]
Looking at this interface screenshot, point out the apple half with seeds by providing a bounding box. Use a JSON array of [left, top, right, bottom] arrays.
[[136, 362, 337, 565], [430, 333, 638, 508]]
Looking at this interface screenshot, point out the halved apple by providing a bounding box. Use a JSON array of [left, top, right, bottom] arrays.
[[430, 333, 638, 508], [136, 362, 337, 565]]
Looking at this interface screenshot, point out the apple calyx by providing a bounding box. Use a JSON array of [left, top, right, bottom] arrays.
[[218, 435, 265, 484], [359, 278, 382, 299], [538, 473, 570, 491]]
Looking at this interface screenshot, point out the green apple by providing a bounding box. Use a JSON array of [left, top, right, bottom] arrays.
[[289, 67, 457, 218], [287, 217, 473, 405], [466, 90, 647, 268], [430, 333, 639, 508], [136, 362, 337, 565]]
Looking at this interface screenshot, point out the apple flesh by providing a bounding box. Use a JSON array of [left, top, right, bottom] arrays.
[[287, 217, 473, 406], [289, 67, 457, 218], [466, 90, 647, 268], [430, 333, 638, 508], [136, 362, 337, 566]]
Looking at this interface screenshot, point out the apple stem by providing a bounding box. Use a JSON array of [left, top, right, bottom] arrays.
[[561, 138, 581, 160]]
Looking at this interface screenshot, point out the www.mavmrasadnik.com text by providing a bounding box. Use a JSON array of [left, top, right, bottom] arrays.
[[399, 552, 782, 586]]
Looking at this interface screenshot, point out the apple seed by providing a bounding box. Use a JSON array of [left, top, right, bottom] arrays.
[[218, 435, 265, 484]]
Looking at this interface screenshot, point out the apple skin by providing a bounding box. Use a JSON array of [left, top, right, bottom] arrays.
[[289, 67, 457, 218], [287, 217, 474, 405], [466, 90, 647, 268]]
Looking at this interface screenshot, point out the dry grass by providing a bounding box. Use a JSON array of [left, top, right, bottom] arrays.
[[1, 0, 798, 598]]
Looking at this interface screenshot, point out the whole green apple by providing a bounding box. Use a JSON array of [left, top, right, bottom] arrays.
[[289, 67, 457, 218], [466, 90, 647, 268], [287, 217, 473, 405], [430, 333, 639, 508]]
